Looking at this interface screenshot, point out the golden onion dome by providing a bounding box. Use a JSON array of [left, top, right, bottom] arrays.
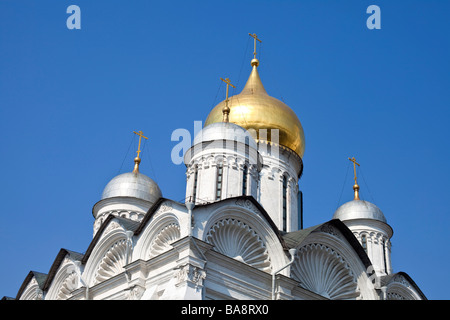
[[204, 59, 305, 158]]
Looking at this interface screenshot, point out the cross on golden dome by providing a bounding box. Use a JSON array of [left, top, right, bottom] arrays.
[[248, 33, 262, 61], [204, 33, 305, 161]]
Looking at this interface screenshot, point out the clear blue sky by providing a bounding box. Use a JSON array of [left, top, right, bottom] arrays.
[[1, 0, 449, 299]]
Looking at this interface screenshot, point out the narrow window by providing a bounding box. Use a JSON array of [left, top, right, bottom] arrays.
[[192, 165, 198, 202], [282, 175, 287, 232], [382, 238, 388, 274], [361, 234, 367, 254], [216, 163, 223, 200], [242, 165, 248, 196], [298, 190, 303, 230], [245, 136, 250, 158]]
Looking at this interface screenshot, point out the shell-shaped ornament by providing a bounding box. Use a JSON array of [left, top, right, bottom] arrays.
[[205, 219, 271, 272]]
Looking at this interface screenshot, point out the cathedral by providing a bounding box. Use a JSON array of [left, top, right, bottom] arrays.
[[3, 35, 426, 301]]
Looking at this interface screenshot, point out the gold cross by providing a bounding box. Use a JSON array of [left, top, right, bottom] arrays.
[[220, 77, 236, 102], [348, 157, 361, 200], [348, 157, 360, 185], [248, 33, 262, 59], [133, 130, 148, 159], [220, 77, 236, 122]]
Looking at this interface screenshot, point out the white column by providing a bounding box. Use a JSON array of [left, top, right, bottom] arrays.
[[385, 239, 393, 274], [198, 162, 216, 203], [279, 174, 285, 230], [222, 162, 229, 199], [367, 234, 374, 264], [288, 178, 298, 232], [258, 166, 279, 225]]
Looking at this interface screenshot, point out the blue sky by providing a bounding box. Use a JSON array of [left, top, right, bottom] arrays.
[[1, 0, 449, 299]]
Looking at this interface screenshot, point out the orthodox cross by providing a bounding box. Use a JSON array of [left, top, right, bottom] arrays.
[[132, 130, 148, 173], [248, 33, 262, 59], [348, 157, 360, 185], [133, 130, 148, 159], [220, 77, 235, 103], [220, 77, 235, 122], [348, 157, 361, 200]]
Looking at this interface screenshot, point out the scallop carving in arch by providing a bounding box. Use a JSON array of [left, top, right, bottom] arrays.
[[387, 292, 405, 300], [93, 239, 128, 285], [148, 222, 181, 258], [291, 243, 360, 300], [205, 218, 271, 272], [56, 272, 78, 300]]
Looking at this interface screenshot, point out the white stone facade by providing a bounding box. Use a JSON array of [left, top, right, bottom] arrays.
[[11, 195, 426, 300], [8, 111, 426, 302], [345, 219, 393, 277], [257, 141, 302, 232]]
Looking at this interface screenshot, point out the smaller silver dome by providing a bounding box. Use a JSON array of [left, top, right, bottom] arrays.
[[101, 172, 162, 204], [333, 200, 387, 223], [194, 122, 257, 149]]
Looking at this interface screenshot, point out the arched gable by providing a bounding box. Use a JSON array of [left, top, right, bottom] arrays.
[[133, 200, 184, 261], [43, 249, 84, 300], [284, 219, 378, 300], [198, 196, 289, 274], [16, 271, 47, 300], [82, 216, 137, 287], [383, 272, 427, 300]]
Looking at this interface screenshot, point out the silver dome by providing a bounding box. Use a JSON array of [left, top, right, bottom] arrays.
[[333, 200, 387, 223], [194, 122, 257, 149], [101, 171, 162, 203]]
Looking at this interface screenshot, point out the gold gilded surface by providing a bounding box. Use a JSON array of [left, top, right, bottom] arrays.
[[204, 61, 305, 158], [349, 157, 361, 200], [219, 77, 236, 122], [132, 130, 148, 173]]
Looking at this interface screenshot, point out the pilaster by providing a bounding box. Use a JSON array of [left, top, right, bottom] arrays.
[[160, 237, 212, 300]]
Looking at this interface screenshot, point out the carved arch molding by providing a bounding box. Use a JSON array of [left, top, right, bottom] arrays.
[[56, 271, 78, 300], [93, 239, 128, 285], [91, 220, 182, 287], [147, 222, 181, 258], [291, 243, 361, 300], [205, 218, 272, 273]]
